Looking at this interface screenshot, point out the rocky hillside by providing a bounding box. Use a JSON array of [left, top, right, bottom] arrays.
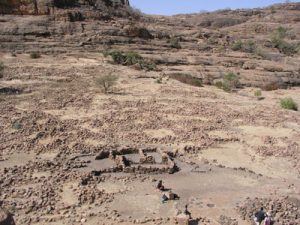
[[0, 0, 130, 15], [0, 2, 300, 88]]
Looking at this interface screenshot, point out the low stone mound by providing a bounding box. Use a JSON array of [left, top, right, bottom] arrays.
[[0, 208, 15, 225]]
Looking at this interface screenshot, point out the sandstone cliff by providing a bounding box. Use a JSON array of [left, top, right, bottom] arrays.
[[0, 0, 130, 15]]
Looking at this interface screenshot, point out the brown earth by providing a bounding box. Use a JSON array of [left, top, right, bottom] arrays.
[[0, 1, 300, 225]]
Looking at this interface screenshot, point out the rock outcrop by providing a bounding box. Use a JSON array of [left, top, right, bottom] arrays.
[[0, 0, 130, 15]]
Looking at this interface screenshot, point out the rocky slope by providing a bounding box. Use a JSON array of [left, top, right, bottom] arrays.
[[0, 0, 130, 15], [0, 2, 300, 88], [0, 2, 300, 225]]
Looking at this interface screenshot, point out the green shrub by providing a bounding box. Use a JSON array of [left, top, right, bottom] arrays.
[[224, 72, 240, 87], [215, 81, 224, 89], [280, 98, 298, 111], [216, 72, 240, 92], [275, 26, 287, 39], [242, 40, 256, 53], [276, 41, 298, 56], [96, 74, 119, 94], [104, 50, 156, 70], [231, 40, 243, 51], [231, 40, 256, 53], [254, 89, 262, 97], [0, 62, 4, 78], [108, 50, 141, 65], [270, 26, 298, 56], [30, 52, 41, 59]]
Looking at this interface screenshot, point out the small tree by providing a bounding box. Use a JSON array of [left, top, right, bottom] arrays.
[[280, 97, 298, 111], [0, 62, 4, 78], [96, 74, 118, 94]]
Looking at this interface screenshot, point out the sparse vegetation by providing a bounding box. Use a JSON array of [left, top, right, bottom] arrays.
[[30, 52, 41, 59], [215, 72, 240, 92], [169, 73, 202, 87], [156, 77, 162, 84], [275, 26, 287, 40], [104, 50, 156, 71], [200, 17, 246, 28], [231, 40, 243, 51], [124, 26, 153, 39], [254, 89, 262, 97], [138, 60, 157, 71], [280, 97, 298, 111], [0, 61, 4, 78], [263, 82, 281, 91], [231, 40, 256, 53], [12, 121, 22, 130], [108, 50, 142, 65], [270, 26, 299, 56], [168, 37, 181, 49], [255, 48, 272, 60], [96, 74, 119, 94]]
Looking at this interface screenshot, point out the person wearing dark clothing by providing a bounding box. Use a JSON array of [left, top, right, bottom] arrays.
[[157, 180, 165, 191], [254, 207, 266, 225], [183, 204, 192, 219]]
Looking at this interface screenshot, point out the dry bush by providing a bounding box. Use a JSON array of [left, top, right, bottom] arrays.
[[200, 17, 246, 28], [96, 74, 118, 94], [169, 73, 202, 87], [213, 17, 246, 28], [168, 37, 181, 49], [262, 82, 281, 91], [30, 52, 41, 59], [215, 72, 240, 92], [104, 50, 156, 71], [124, 26, 153, 39]]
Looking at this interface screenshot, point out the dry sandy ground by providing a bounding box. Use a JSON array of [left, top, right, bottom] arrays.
[[0, 52, 300, 225]]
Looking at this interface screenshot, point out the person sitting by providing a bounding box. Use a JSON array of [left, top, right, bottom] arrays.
[[183, 204, 192, 219], [157, 180, 165, 191], [254, 207, 266, 225], [161, 194, 168, 203], [264, 212, 271, 225], [167, 190, 180, 200]]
